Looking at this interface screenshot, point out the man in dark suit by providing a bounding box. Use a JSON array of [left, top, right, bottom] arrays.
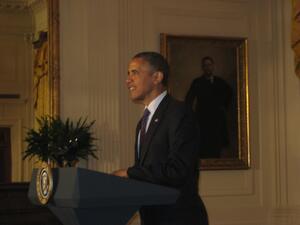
[[113, 52, 208, 225], [185, 56, 232, 158]]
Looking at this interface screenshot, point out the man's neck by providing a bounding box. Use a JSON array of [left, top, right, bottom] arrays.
[[145, 91, 167, 116], [143, 88, 167, 106]]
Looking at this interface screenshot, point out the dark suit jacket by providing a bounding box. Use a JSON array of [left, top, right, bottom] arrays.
[[185, 76, 232, 158], [127, 95, 209, 225]]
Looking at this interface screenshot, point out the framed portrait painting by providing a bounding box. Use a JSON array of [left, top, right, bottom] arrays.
[[160, 34, 250, 170]]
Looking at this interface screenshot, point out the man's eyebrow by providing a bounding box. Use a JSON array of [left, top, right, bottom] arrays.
[[128, 69, 139, 74]]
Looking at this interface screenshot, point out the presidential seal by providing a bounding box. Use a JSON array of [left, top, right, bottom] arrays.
[[36, 163, 53, 205]]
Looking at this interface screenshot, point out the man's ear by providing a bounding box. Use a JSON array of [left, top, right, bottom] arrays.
[[153, 71, 164, 84]]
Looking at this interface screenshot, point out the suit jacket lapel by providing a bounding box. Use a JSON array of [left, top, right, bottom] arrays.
[[140, 94, 171, 164]]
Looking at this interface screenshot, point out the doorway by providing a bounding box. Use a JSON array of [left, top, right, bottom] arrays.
[[0, 127, 11, 183]]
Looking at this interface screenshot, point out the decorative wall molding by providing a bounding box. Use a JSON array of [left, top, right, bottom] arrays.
[[118, 0, 145, 169], [269, 0, 289, 207], [0, 99, 27, 104], [27, 0, 45, 7], [0, 104, 33, 182], [0, 4, 34, 181], [28, 0, 46, 15], [154, 7, 246, 21], [270, 207, 300, 225], [0, 33, 32, 97], [0, 0, 28, 12], [0, 118, 22, 182]]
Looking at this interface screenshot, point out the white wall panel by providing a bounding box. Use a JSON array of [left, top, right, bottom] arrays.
[[282, 0, 300, 208], [118, 0, 145, 169], [0, 10, 34, 182]]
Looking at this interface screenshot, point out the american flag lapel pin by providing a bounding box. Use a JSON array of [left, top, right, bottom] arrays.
[[154, 118, 159, 123]]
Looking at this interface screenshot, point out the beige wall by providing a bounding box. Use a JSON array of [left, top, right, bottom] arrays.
[[0, 0, 48, 182], [60, 0, 300, 224], [0, 9, 34, 182]]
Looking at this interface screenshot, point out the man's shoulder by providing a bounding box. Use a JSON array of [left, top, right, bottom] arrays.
[[164, 95, 198, 130], [166, 95, 184, 108], [165, 95, 191, 116]]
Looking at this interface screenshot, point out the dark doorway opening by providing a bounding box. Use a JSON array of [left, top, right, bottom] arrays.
[[0, 127, 12, 183]]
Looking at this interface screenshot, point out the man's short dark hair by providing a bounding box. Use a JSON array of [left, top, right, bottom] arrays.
[[133, 52, 169, 86], [201, 56, 214, 65]]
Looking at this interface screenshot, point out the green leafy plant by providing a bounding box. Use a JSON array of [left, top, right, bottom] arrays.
[[23, 116, 98, 167]]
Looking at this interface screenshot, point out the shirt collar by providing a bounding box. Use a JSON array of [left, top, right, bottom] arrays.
[[146, 90, 167, 115]]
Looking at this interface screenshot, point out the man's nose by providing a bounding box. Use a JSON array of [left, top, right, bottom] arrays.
[[127, 72, 134, 80], [126, 77, 131, 85]]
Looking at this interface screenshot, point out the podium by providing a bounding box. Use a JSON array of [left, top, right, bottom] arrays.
[[28, 168, 179, 225]]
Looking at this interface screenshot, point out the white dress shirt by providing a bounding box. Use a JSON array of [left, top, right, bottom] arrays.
[[145, 90, 167, 132], [137, 90, 167, 158]]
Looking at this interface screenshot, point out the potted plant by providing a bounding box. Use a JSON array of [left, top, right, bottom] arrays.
[[23, 116, 98, 167]]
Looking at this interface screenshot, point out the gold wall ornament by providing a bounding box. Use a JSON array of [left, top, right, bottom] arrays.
[[36, 162, 53, 205], [33, 32, 50, 123], [48, 0, 60, 117], [33, 0, 60, 124], [292, 0, 300, 78]]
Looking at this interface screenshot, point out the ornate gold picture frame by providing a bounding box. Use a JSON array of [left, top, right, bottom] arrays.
[[160, 34, 250, 170]]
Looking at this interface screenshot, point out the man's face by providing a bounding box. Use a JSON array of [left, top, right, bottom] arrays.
[[202, 59, 214, 76], [126, 58, 157, 105]]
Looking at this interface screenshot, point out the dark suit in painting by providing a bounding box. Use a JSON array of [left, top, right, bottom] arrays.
[[127, 94, 208, 225], [185, 76, 232, 159]]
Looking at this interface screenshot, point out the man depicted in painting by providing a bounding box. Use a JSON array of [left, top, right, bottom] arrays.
[[185, 56, 232, 159], [113, 52, 208, 225]]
